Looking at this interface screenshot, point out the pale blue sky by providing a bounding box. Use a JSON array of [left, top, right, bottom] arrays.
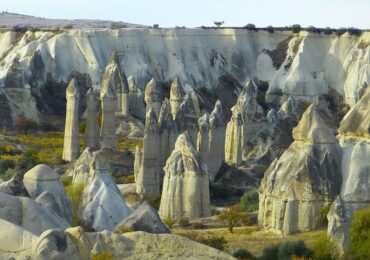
[[2, 0, 369, 28]]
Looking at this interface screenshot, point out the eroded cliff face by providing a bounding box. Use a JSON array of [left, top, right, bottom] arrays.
[[0, 28, 369, 123]]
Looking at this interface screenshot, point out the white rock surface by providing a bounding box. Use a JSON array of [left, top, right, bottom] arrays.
[[80, 153, 133, 231], [23, 164, 73, 224], [0, 29, 369, 120], [159, 132, 211, 219], [258, 104, 342, 234]]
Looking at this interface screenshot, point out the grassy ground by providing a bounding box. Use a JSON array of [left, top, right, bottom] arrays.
[[173, 226, 326, 257]]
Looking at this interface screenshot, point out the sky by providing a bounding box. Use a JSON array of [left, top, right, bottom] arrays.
[[1, 0, 370, 29]]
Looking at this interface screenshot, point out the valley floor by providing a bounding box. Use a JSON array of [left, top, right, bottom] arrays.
[[173, 226, 326, 257]]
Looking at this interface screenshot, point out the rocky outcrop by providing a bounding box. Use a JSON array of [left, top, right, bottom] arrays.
[[258, 104, 342, 234], [100, 61, 117, 149], [80, 153, 133, 231], [136, 109, 162, 197], [225, 111, 243, 166], [328, 86, 370, 254], [197, 113, 210, 170], [23, 164, 73, 224], [169, 77, 185, 119], [0, 225, 233, 259], [159, 132, 211, 219], [175, 93, 199, 143], [115, 201, 170, 234], [0, 192, 69, 235], [144, 78, 162, 117], [127, 75, 146, 119], [4, 58, 26, 89], [84, 88, 99, 150], [62, 78, 80, 161]]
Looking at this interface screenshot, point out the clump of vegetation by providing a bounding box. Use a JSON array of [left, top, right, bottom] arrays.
[[66, 183, 84, 227], [265, 26, 274, 33], [15, 116, 39, 134], [233, 248, 256, 259], [144, 195, 161, 210], [180, 231, 228, 251], [117, 138, 143, 154], [163, 217, 177, 229], [209, 183, 243, 201], [92, 251, 112, 260], [244, 24, 257, 31], [311, 234, 340, 260], [177, 218, 190, 228], [319, 203, 331, 226], [336, 27, 347, 36], [114, 226, 134, 234], [344, 207, 370, 259], [79, 121, 86, 134], [63, 24, 73, 29], [291, 24, 301, 33], [240, 189, 259, 213], [217, 205, 247, 233], [260, 240, 313, 260]]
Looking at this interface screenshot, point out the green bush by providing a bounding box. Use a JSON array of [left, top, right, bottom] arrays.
[[233, 248, 256, 259], [345, 207, 370, 259], [260, 240, 313, 260], [240, 190, 259, 212], [92, 251, 112, 260], [319, 203, 331, 226], [145, 195, 161, 210], [15, 116, 39, 134], [311, 235, 339, 260], [163, 217, 177, 229], [79, 121, 86, 134], [199, 235, 228, 251], [217, 205, 246, 233]]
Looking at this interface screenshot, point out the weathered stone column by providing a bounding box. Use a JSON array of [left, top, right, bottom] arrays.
[[136, 109, 161, 197], [144, 78, 162, 117], [208, 100, 226, 181], [63, 78, 80, 161], [197, 113, 210, 169], [100, 71, 117, 149], [225, 111, 243, 166], [169, 77, 184, 120], [84, 88, 99, 150], [134, 145, 142, 182]]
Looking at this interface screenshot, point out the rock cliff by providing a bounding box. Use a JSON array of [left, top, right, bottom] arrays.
[[0, 29, 369, 123]]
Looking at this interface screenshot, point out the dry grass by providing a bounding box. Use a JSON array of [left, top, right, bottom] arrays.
[[174, 226, 326, 256]]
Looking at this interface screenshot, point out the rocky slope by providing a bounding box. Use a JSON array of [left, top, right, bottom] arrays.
[[0, 28, 369, 125]]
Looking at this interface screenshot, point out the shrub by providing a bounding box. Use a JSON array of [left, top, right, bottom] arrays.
[[319, 203, 331, 226], [265, 26, 274, 33], [240, 189, 259, 212], [200, 235, 228, 251], [244, 24, 256, 31], [145, 195, 161, 210], [311, 235, 340, 260], [15, 116, 39, 134], [79, 121, 86, 134], [92, 251, 112, 260], [114, 226, 134, 234], [177, 218, 190, 227], [345, 207, 370, 259], [233, 248, 256, 259], [66, 183, 84, 226], [324, 27, 333, 35], [163, 217, 177, 229], [260, 240, 313, 260], [347, 27, 362, 36], [60, 175, 72, 187], [291, 24, 301, 33], [336, 27, 347, 36], [63, 24, 73, 29], [217, 204, 245, 233]]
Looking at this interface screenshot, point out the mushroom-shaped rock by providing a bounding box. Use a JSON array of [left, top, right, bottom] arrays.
[[159, 132, 211, 219], [292, 104, 337, 143], [80, 154, 133, 231], [23, 164, 73, 224], [115, 201, 170, 234], [258, 106, 342, 234]]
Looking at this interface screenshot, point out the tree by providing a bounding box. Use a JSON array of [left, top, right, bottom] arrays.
[[266, 26, 274, 33], [214, 21, 224, 27], [291, 24, 301, 33], [240, 189, 259, 212], [15, 116, 38, 134], [244, 23, 256, 31], [217, 205, 245, 233]]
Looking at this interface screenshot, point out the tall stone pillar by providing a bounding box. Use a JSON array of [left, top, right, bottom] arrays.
[[100, 70, 117, 149], [169, 77, 185, 120], [134, 145, 142, 182], [63, 78, 80, 161], [84, 88, 99, 150], [197, 113, 210, 169], [136, 109, 162, 197], [144, 78, 162, 117]]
